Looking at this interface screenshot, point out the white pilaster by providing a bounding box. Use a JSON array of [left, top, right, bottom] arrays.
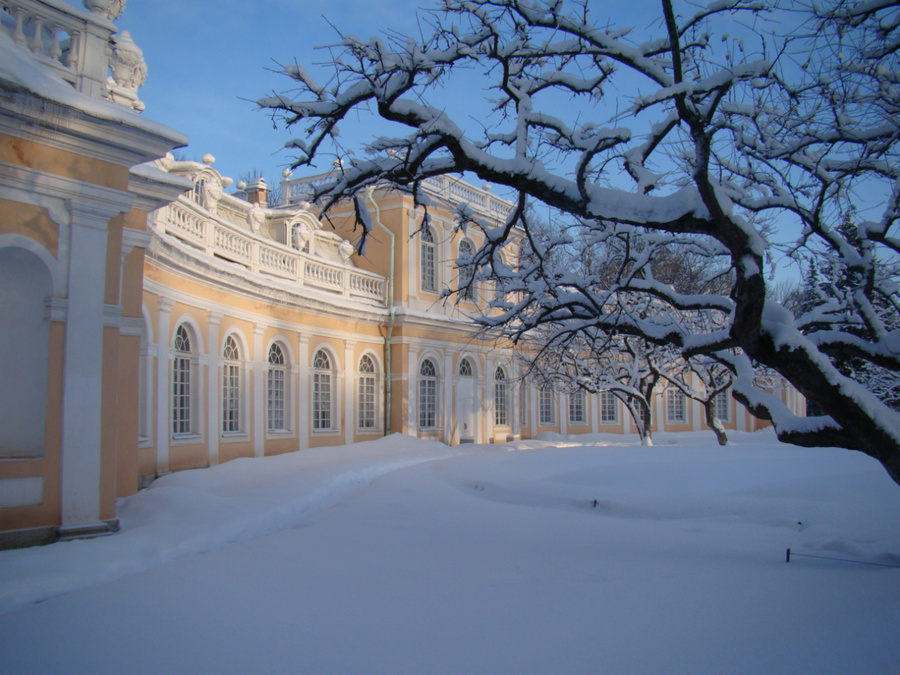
[[155, 297, 173, 474], [408, 349, 418, 434], [207, 312, 222, 465], [253, 324, 266, 457], [559, 392, 567, 436], [59, 201, 118, 525], [442, 350, 453, 444], [344, 340, 357, 444], [296, 334, 310, 448]]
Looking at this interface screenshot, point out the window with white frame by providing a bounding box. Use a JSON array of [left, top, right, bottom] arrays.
[[714, 390, 731, 421], [222, 335, 241, 433], [494, 367, 509, 427], [457, 239, 475, 301], [667, 388, 687, 423], [459, 357, 473, 377], [539, 386, 555, 426], [172, 324, 195, 436], [358, 355, 378, 430], [312, 349, 335, 431], [419, 358, 438, 429], [267, 343, 287, 431], [569, 389, 586, 425], [600, 391, 619, 424], [191, 178, 205, 205], [421, 227, 437, 292]]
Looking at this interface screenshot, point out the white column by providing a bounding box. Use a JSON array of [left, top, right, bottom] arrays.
[[344, 339, 356, 444], [154, 297, 173, 474], [253, 324, 266, 457], [58, 203, 114, 526], [591, 393, 599, 434], [206, 311, 222, 465]]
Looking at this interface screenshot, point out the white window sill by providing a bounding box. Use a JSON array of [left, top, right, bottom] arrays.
[[171, 433, 203, 446]]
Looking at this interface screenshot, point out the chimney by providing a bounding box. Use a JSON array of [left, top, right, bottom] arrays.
[[246, 177, 269, 207]]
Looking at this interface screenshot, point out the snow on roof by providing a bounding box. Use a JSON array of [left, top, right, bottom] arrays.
[[0, 29, 187, 148]]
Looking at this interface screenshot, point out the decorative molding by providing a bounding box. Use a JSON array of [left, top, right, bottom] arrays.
[[119, 315, 144, 336], [121, 226, 153, 255], [0, 161, 134, 226], [44, 296, 68, 322], [103, 303, 122, 327], [0, 96, 184, 168]]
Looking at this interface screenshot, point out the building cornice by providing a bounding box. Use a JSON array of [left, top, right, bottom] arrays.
[[0, 87, 186, 168]]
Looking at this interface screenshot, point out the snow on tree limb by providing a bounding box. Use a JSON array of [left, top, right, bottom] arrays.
[[262, 0, 900, 486]]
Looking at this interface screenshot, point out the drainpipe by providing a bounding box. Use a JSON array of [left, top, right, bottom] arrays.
[[366, 186, 394, 435]]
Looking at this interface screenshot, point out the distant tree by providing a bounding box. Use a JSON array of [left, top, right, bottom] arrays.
[[261, 0, 900, 487]]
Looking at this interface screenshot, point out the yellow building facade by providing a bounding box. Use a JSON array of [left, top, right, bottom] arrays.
[[0, 0, 188, 546], [0, 0, 803, 547]]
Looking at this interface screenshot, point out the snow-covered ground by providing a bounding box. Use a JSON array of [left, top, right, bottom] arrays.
[[1, 430, 898, 674]]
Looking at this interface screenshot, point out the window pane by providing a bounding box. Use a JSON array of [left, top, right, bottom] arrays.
[[667, 389, 686, 423], [539, 387, 554, 425], [421, 228, 436, 291], [267, 367, 285, 430], [600, 392, 618, 424], [569, 390, 585, 424]]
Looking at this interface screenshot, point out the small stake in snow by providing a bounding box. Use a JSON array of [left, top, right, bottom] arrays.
[[592, 499, 598, 508], [784, 547, 900, 568]]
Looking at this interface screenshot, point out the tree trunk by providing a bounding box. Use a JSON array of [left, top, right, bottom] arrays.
[[704, 399, 728, 446]]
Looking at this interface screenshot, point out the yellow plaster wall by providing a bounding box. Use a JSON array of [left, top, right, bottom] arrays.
[[0, 133, 128, 190], [0, 199, 59, 258]]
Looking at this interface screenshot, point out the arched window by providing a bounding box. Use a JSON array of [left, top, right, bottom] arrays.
[[457, 239, 475, 301], [267, 343, 287, 431], [172, 324, 195, 435], [358, 355, 378, 430], [313, 349, 335, 431], [421, 227, 437, 292], [222, 335, 241, 433], [494, 366, 509, 427], [419, 358, 438, 429], [458, 357, 473, 377]]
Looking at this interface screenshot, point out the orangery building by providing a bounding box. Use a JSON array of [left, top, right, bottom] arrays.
[[0, 0, 803, 547]]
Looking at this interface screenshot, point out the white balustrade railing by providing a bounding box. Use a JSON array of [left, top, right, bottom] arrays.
[[154, 197, 387, 305], [1, 0, 120, 101]]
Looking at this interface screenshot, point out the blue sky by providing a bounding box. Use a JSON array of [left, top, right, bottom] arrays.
[[119, 0, 429, 186], [118, 0, 662, 190]]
